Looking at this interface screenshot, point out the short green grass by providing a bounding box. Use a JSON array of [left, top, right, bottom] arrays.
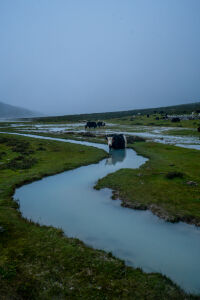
[[163, 129, 200, 137], [0, 134, 195, 299], [0, 128, 107, 144], [96, 142, 200, 224], [107, 115, 200, 129]]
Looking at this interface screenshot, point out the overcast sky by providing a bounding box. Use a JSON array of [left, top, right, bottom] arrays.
[[0, 0, 200, 115]]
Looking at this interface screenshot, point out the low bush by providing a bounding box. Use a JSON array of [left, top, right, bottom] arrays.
[[0, 137, 8, 144], [0, 151, 6, 160], [6, 156, 38, 170], [36, 146, 46, 151], [11, 141, 30, 153], [166, 171, 184, 179]]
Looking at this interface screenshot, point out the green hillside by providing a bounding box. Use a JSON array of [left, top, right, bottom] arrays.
[[34, 101, 200, 123]]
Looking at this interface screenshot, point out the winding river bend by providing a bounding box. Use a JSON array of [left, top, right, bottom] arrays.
[[13, 134, 200, 294]]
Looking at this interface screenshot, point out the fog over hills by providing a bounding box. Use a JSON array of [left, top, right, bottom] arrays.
[[0, 101, 41, 119]]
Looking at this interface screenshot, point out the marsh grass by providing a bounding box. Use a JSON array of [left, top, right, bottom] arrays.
[[163, 129, 200, 137]]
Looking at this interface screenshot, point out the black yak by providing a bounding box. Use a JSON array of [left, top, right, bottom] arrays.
[[106, 134, 127, 149], [85, 121, 97, 129]]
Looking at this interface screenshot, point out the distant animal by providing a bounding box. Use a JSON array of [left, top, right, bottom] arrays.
[[155, 117, 160, 120], [85, 121, 97, 129], [171, 117, 180, 123], [197, 127, 200, 132], [106, 134, 127, 149], [97, 121, 105, 127], [147, 114, 150, 118]]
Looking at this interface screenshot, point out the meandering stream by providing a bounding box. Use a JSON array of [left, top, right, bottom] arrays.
[[12, 134, 200, 294]]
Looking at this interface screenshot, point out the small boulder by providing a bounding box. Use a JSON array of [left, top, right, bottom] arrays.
[[0, 226, 5, 233], [171, 117, 180, 123], [82, 132, 96, 137], [186, 181, 198, 186], [126, 136, 146, 143]]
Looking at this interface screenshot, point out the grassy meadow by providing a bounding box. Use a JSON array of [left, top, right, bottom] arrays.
[[96, 141, 200, 225], [106, 114, 200, 129]]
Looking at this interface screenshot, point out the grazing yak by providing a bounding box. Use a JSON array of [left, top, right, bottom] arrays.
[[97, 121, 105, 127], [106, 134, 127, 149], [198, 127, 200, 133], [85, 121, 97, 129], [171, 117, 180, 123]]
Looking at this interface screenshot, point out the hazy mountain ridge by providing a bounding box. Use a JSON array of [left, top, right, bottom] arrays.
[[35, 101, 200, 122], [0, 102, 40, 119]]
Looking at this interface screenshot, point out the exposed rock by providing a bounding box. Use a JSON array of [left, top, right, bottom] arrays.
[[65, 131, 75, 135], [186, 181, 198, 186], [122, 201, 147, 210], [81, 132, 96, 137], [112, 191, 120, 200], [0, 226, 5, 233], [149, 204, 179, 223], [127, 135, 146, 143]]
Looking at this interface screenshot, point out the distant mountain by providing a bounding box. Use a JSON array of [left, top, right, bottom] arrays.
[[0, 102, 40, 119], [35, 101, 200, 122]]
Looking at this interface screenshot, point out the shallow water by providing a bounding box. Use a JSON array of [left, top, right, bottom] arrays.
[[102, 127, 200, 150], [13, 134, 200, 294], [15, 122, 200, 150]]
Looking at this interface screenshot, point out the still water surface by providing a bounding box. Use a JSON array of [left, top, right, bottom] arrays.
[[14, 135, 200, 294]]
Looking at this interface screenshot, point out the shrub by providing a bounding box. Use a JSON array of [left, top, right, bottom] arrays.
[[0, 151, 6, 160], [6, 156, 37, 170], [0, 137, 8, 144], [166, 172, 184, 179], [37, 146, 46, 151], [11, 141, 30, 154]]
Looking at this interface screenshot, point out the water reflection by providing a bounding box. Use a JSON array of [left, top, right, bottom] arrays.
[[106, 149, 126, 165]]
